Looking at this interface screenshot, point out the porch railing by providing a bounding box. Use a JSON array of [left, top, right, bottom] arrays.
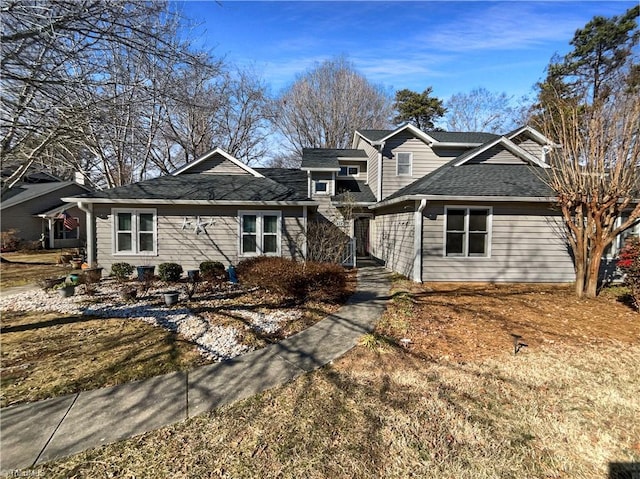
[[341, 237, 356, 268]]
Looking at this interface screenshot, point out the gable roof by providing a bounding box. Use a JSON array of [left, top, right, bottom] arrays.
[[63, 174, 313, 205], [172, 148, 264, 177], [506, 125, 556, 146], [1, 181, 90, 210], [301, 149, 366, 171], [453, 137, 550, 168], [353, 125, 499, 148]]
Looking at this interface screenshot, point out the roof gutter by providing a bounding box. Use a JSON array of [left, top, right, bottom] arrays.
[[369, 194, 558, 210], [62, 198, 319, 206]]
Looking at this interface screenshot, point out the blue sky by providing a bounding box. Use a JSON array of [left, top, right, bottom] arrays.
[[176, 1, 636, 101]]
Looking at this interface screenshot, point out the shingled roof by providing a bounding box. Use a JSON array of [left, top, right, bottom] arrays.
[[332, 179, 376, 204], [301, 149, 367, 170], [68, 173, 312, 203], [357, 128, 498, 145], [385, 161, 554, 201]]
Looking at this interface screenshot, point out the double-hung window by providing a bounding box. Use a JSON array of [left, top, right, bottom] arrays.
[[240, 211, 281, 256], [445, 207, 491, 257], [54, 218, 79, 240], [113, 209, 157, 255], [396, 152, 412, 176]]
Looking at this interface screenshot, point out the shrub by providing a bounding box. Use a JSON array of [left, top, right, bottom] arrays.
[[236, 256, 347, 302], [1, 229, 21, 252], [158, 262, 183, 282], [111, 262, 134, 282], [617, 238, 640, 310], [199, 260, 226, 281]]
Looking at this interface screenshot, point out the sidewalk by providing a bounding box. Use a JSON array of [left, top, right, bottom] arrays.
[[0, 265, 390, 473]]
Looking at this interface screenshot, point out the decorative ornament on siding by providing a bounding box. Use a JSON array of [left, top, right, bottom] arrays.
[[182, 216, 215, 235]]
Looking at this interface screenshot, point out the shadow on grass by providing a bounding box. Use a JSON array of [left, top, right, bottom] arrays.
[[0, 315, 94, 334]]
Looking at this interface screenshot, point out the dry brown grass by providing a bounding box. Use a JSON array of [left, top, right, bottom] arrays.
[[25, 279, 640, 479], [0, 250, 74, 288], [0, 311, 208, 407], [0, 270, 356, 408]]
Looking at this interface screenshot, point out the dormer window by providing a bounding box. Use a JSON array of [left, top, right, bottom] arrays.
[[314, 180, 329, 195], [396, 152, 412, 176], [338, 166, 359, 177]]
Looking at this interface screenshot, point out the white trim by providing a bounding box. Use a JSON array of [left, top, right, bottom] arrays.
[[171, 147, 264, 177], [300, 167, 341, 172], [302, 205, 308, 260], [396, 152, 413, 176], [112, 208, 157, 256], [370, 194, 556, 210], [313, 179, 330, 195], [238, 210, 282, 257], [507, 125, 557, 147], [338, 165, 360, 177], [453, 137, 549, 168], [63, 197, 317, 206], [443, 206, 493, 258], [378, 123, 438, 145]]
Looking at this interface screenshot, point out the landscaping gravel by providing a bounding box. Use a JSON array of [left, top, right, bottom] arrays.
[[0, 281, 300, 361]]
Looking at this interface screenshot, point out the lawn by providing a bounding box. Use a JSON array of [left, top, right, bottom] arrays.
[[25, 279, 640, 479], [0, 267, 356, 407], [0, 250, 75, 289]]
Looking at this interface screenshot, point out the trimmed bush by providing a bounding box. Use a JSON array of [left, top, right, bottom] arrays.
[[236, 256, 347, 302], [158, 262, 183, 282], [199, 261, 226, 281], [111, 262, 134, 282], [617, 238, 640, 310]]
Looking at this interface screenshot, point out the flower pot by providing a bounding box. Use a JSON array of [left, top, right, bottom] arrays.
[[136, 265, 155, 281], [57, 285, 75, 298], [70, 260, 83, 270], [163, 291, 179, 306], [187, 269, 200, 282]]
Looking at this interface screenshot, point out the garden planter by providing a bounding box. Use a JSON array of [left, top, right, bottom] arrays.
[[57, 285, 75, 298], [163, 291, 179, 306], [136, 265, 155, 281], [187, 269, 200, 282], [70, 259, 83, 270]]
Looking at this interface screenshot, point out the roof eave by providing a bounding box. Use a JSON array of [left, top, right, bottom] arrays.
[[62, 197, 318, 206], [370, 194, 558, 209], [300, 167, 341, 172]]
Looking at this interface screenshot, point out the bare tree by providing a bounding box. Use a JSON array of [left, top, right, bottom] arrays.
[[0, 0, 203, 190], [273, 57, 393, 157], [444, 88, 528, 133], [537, 85, 639, 298]]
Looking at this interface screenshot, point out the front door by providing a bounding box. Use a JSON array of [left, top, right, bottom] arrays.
[[354, 217, 370, 257]]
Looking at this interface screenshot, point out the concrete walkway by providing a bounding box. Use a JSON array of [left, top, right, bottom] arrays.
[[0, 265, 390, 473]]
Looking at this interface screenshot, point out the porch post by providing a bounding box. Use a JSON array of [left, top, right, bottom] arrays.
[[302, 205, 308, 261], [48, 218, 55, 249], [78, 202, 94, 266]]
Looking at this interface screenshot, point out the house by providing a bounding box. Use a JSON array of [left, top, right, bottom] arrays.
[[63, 125, 638, 282], [1, 171, 91, 249]]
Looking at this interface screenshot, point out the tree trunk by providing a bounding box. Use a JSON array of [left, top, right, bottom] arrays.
[[575, 262, 586, 299], [584, 246, 605, 298]]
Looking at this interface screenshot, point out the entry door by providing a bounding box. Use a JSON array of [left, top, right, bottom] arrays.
[[354, 217, 370, 257]]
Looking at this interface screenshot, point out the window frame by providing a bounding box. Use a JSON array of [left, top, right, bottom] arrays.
[[238, 210, 282, 257], [112, 208, 157, 256], [396, 152, 413, 176], [443, 206, 492, 258], [338, 165, 360, 177], [313, 180, 329, 195]]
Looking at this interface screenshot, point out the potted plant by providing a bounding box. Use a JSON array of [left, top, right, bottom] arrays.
[[54, 281, 76, 298], [136, 265, 155, 281]]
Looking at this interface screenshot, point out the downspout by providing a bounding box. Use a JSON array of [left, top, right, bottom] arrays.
[[302, 205, 308, 261], [77, 201, 94, 266], [376, 141, 385, 201], [413, 199, 427, 282]]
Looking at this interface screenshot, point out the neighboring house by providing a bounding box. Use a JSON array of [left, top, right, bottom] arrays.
[[63, 125, 638, 282], [1, 173, 91, 249]]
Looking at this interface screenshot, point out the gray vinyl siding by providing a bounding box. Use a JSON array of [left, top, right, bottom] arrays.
[[354, 137, 379, 200], [94, 204, 305, 272], [421, 202, 575, 283], [337, 160, 367, 178], [381, 132, 461, 199], [183, 154, 251, 175], [466, 146, 527, 165], [370, 204, 415, 279], [1, 183, 88, 244], [512, 137, 544, 162]]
